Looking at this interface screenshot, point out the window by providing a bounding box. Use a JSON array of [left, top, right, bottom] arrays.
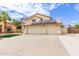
[[40, 18, 43, 22], [32, 19, 36, 22]]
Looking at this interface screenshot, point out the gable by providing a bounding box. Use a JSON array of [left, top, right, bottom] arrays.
[[24, 13, 52, 23], [33, 14, 51, 21]]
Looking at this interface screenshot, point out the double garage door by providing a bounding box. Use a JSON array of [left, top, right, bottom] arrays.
[[28, 25, 44, 34], [27, 24, 57, 34]]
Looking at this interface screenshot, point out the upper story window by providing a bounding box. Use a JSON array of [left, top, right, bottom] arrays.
[[32, 19, 36, 22], [40, 18, 43, 22]]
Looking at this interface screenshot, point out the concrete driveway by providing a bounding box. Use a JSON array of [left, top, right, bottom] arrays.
[[58, 34, 79, 56], [0, 34, 69, 56]]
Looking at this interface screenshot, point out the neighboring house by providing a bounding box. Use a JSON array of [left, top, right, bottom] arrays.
[[0, 20, 16, 33], [22, 13, 62, 34], [67, 25, 79, 33]]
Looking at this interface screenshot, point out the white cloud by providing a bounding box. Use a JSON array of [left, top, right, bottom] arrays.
[[74, 4, 79, 11], [0, 3, 62, 19], [9, 12, 24, 19], [65, 20, 79, 25], [0, 0, 79, 3]]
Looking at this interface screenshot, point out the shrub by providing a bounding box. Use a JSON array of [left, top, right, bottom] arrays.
[[16, 29, 22, 33]]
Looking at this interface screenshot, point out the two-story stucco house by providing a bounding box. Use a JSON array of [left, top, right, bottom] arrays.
[[22, 13, 62, 34]]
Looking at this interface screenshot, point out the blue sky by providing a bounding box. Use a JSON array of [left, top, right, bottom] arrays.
[[50, 3, 79, 25], [0, 3, 79, 25]]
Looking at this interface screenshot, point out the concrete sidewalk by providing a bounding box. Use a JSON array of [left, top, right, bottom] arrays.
[[0, 35, 69, 56]]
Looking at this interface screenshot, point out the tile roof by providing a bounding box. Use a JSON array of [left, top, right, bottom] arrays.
[[31, 20, 56, 25]]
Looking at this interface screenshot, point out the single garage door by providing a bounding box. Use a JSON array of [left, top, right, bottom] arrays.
[[47, 24, 57, 34], [28, 25, 44, 34]]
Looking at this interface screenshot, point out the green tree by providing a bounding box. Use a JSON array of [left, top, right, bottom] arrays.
[[74, 24, 79, 28], [60, 24, 64, 27], [12, 19, 21, 29], [0, 11, 11, 32]]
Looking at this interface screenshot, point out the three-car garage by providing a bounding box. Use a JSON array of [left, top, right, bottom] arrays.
[[23, 23, 61, 35]]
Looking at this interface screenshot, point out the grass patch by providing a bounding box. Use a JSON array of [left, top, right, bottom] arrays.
[[0, 34, 19, 38]]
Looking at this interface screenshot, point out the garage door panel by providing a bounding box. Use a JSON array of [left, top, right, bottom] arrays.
[[47, 25, 57, 34], [28, 25, 44, 34]]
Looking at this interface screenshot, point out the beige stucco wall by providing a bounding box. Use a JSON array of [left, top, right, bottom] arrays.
[[32, 17, 42, 22], [56, 24, 62, 34], [34, 15, 51, 21]]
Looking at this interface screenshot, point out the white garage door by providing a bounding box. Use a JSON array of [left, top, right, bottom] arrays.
[[28, 25, 44, 34], [47, 24, 57, 34]]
